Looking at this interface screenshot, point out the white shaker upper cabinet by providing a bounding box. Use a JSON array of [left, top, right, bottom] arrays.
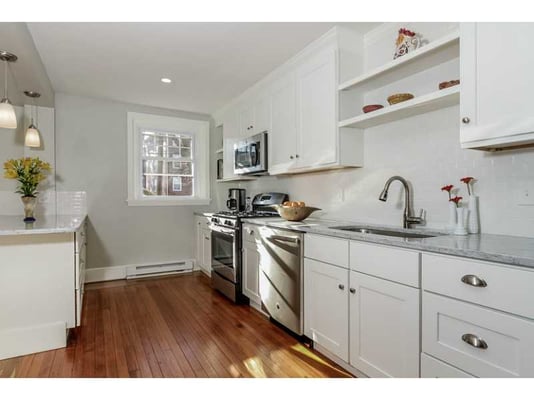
[[460, 22, 534, 150], [270, 72, 298, 173], [296, 47, 337, 168], [238, 92, 271, 138]]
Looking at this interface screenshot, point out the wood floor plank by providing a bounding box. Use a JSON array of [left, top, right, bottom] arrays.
[[0, 272, 352, 378]]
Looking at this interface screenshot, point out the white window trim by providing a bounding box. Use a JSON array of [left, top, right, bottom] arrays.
[[127, 112, 210, 206]]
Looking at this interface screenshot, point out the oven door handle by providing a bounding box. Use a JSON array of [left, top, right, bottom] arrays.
[[266, 235, 300, 244], [209, 224, 236, 235]]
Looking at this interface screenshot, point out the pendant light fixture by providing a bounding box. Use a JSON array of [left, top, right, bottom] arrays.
[[24, 91, 41, 148], [0, 50, 18, 129]]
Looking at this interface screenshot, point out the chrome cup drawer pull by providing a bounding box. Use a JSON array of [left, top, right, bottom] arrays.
[[461, 274, 487, 287], [462, 333, 488, 349]]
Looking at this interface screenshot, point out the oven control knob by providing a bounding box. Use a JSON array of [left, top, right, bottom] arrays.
[[211, 217, 218, 223], [224, 220, 233, 227]]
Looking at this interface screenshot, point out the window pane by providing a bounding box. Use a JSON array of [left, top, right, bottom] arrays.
[[142, 134, 163, 157], [142, 175, 193, 196], [181, 147, 192, 158], [169, 161, 193, 175], [168, 176, 192, 196], [142, 160, 193, 176], [181, 137, 192, 148]]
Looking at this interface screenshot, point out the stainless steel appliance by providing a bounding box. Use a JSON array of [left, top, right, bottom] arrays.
[[233, 131, 268, 175], [258, 227, 304, 336], [226, 188, 246, 212], [210, 192, 288, 303]]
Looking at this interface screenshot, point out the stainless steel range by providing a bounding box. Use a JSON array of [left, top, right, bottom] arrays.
[[210, 192, 288, 303]]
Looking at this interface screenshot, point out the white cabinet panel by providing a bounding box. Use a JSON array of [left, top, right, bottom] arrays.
[[304, 233, 349, 269], [270, 73, 298, 173], [253, 93, 271, 135], [349, 271, 420, 377], [422, 253, 534, 319], [420, 353, 474, 378], [238, 105, 254, 137], [461, 23, 534, 149], [242, 239, 261, 304], [296, 47, 337, 168], [422, 292, 534, 378], [201, 228, 211, 276], [304, 258, 349, 362], [350, 241, 420, 287]]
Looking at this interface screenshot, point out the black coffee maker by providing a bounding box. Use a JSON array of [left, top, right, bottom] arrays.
[[226, 188, 246, 212]]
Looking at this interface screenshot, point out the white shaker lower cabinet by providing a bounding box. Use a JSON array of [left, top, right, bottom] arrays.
[[421, 253, 534, 378], [303, 234, 420, 377], [304, 258, 350, 362], [194, 215, 211, 276], [420, 353, 474, 378], [242, 224, 261, 305], [349, 271, 420, 378]]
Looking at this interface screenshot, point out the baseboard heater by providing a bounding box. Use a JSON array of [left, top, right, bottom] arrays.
[[126, 260, 193, 279]]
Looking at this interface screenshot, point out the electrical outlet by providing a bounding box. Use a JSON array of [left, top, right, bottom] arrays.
[[515, 184, 534, 206]]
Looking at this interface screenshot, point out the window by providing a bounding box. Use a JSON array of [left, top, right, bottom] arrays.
[[127, 112, 210, 206]]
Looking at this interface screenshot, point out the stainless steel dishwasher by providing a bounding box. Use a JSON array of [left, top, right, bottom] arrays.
[[258, 226, 303, 336]]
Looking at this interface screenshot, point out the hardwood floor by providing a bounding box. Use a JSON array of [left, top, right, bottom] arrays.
[[0, 272, 351, 378]]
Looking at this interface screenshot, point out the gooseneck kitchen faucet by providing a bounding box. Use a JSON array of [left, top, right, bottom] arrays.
[[379, 176, 425, 229]]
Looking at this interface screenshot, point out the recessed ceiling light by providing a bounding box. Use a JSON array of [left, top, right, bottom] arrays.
[[161, 78, 172, 83]]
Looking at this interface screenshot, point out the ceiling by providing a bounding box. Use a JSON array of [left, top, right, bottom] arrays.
[[0, 23, 54, 107], [27, 22, 380, 114]]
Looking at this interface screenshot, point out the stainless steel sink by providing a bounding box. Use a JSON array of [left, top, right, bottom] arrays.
[[329, 225, 439, 239]]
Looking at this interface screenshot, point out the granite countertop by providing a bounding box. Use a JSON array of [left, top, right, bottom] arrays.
[[242, 217, 534, 269], [0, 214, 87, 236], [194, 211, 214, 217]]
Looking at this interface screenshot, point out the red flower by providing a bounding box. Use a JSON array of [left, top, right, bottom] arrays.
[[441, 184, 454, 200], [450, 196, 463, 207], [399, 28, 416, 36], [460, 176, 475, 195]]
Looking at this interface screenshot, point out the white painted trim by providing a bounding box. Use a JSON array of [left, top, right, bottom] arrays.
[[127, 112, 210, 206], [85, 258, 195, 283]]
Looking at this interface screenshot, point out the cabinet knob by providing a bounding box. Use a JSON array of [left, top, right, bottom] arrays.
[[462, 117, 470, 124], [349, 288, 356, 294], [462, 333, 488, 349], [338, 284, 345, 290], [249, 230, 254, 235], [295, 154, 299, 158], [290, 155, 294, 160]]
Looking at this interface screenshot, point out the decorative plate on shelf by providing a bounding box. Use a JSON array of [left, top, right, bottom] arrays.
[[362, 104, 384, 113], [387, 93, 414, 105]]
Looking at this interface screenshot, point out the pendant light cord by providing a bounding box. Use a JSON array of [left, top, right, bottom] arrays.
[[3, 59, 7, 99]]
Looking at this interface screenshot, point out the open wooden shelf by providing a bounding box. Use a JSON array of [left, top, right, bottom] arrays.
[[339, 85, 460, 129], [339, 31, 460, 92]]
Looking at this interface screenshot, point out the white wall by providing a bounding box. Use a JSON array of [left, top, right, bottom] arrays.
[[54, 93, 212, 270], [219, 105, 534, 238]]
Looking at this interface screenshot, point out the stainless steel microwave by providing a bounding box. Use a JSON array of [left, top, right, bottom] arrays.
[[233, 131, 268, 175]]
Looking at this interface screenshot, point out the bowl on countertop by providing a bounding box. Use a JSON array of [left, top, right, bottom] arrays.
[[271, 205, 321, 222], [362, 104, 384, 113], [387, 93, 414, 105]]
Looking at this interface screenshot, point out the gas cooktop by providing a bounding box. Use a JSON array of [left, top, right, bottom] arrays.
[[213, 210, 279, 219]]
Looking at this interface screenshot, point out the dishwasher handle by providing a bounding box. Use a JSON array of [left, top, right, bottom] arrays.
[[266, 234, 301, 244]]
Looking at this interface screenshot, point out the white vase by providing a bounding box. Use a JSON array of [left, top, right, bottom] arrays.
[[454, 207, 468, 236], [468, 195, 480, 234], [448, 201, 457, 232]]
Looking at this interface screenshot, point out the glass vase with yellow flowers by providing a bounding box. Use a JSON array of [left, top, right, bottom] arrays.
[[3, 157, 52, 222]]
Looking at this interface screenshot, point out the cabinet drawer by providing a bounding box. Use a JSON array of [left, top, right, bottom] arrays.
[[242, 224, 260, 244], [350, 241, 420, 287], [196, 215, 211, 230], [422, 254, 534, 319], [422, 292, 534, 377], [304, 234, 349, 268], [420, 353, 474, 378]]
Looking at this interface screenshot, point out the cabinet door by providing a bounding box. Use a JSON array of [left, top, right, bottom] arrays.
[[253, 93, 271, 135], [349, 271, 420, 377], [201, 229, 211, 275], [195, 219, 204, 269], [460, 23, 534, 148], [304, 258, 349, 362], [238, 105, 254, 138], [296, 47, 337, 168], [270, 73, 298, 173], [242, 240, 261, 304]]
